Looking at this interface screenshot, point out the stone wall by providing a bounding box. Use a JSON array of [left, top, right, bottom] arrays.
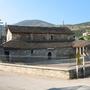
[[12, 33, 75, 41], [7, 48, 75, 63], [0, 47, 4, 61], [0, 63, 90, 79], [6, 29, 12, 42], [0, 63, 70, 79], [0, 47, 4, 54]]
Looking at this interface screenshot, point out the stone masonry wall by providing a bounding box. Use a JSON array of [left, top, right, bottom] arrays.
[[8, 48, 75, 62], [12, 33, 75, 41], [0, 63, 70, 79]]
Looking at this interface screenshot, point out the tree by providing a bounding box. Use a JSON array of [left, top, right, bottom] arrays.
[[79, 35, 90, 40]]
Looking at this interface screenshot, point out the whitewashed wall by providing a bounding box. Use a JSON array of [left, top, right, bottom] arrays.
[[6, 29, 12, 42]]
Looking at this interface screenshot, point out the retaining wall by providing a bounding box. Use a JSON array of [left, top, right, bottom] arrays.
[[0, 63, 90, 79], [0, 63, 70, 79]]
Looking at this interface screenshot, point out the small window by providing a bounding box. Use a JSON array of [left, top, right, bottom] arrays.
[[51, 35, 53, 40], [31, 50, 33, 54]]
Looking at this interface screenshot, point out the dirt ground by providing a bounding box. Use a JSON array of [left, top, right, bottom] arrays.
[[0, 71, 90, 90]]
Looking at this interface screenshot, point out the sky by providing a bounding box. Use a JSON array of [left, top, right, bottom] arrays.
[[0, 0, 90, 25]]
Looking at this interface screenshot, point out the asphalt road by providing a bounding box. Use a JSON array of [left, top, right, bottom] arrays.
[[0, 71, 90, 90]]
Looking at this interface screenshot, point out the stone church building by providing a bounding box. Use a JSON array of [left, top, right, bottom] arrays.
[[3, 25, 76, 62]]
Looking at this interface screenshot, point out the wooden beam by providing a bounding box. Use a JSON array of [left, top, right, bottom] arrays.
[[82, 47, 85, 77], [79, 47, 82, 55], [76, 47, 79, 78]]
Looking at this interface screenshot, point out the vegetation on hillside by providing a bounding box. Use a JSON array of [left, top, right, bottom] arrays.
[[79, 35, 90, 40], [76, 22, 90, 26]]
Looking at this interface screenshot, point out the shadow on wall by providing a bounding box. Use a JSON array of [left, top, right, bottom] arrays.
[[48, 85, 90, 90]]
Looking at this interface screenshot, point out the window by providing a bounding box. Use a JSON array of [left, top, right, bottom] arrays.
[[31, 50, 33, 54], [51, 35, 53, 40]]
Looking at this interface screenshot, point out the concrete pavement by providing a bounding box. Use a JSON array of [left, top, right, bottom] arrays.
[[0, 71, 90, 90]]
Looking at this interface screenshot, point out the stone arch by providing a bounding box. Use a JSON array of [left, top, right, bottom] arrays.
[[48, 52, 52, 59]]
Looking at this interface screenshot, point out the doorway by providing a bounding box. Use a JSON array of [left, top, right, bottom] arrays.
[[48, 52, 52, 59], [4, 50, 9, 62]]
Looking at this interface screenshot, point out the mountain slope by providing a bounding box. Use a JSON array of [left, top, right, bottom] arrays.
[[76, 22, 90, 26], [15, 20, 55, 27]]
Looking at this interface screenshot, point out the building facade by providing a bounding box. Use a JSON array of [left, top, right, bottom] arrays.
[[3, 25, 75, 62]]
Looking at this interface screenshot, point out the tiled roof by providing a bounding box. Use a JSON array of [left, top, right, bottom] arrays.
[[7, 25, 74, 34], [3, 40, 73, 49], [2, 40, 90, 49], [72, 40, 90, 47]]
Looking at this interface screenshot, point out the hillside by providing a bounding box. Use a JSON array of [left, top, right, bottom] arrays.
[[76, 22, 90, 26], [60, 22, 90, 37], [15, 20, 55, 27]]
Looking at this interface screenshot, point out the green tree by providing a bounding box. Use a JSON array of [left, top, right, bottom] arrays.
[[79, 35, 90, 40]]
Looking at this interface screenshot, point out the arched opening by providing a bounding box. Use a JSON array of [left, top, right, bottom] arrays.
[[48, 52, 52, 59], [4, 50, 9, 62]]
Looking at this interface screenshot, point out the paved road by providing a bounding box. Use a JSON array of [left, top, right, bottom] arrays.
[[0, 71, 90, 90], [48, 86, 90, 90]]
